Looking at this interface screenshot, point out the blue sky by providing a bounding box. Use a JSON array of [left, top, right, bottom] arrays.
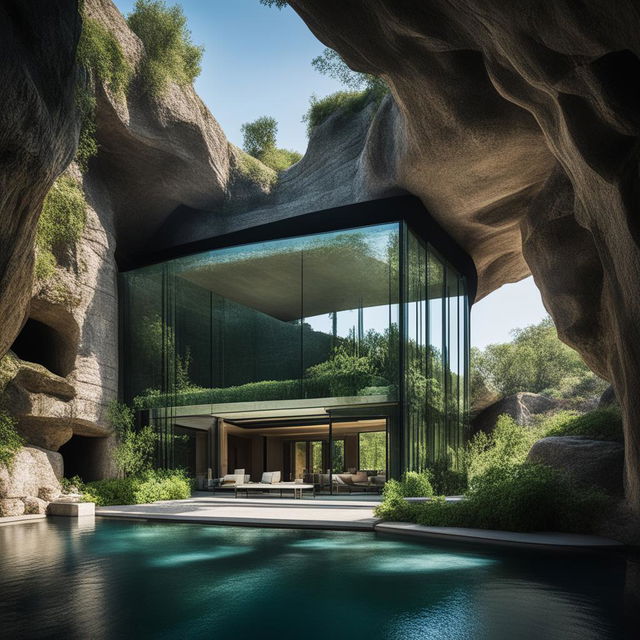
[[113, 0, 548, 348]]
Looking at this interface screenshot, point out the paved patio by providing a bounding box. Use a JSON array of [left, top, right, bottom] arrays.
[[97, 492, 382, 530]]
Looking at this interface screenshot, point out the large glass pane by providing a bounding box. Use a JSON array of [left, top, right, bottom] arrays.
[[331, 439, 345, 473], [311, 441, 323, 473], [358, 431, 387, 471], [302, 224, 400, 401], [294, 441, 307, 479], [427, 250, 445, 465], [124, 223, 400, 412]]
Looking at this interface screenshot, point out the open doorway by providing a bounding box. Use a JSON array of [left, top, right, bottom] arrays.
[[218, 415, 387, 494]]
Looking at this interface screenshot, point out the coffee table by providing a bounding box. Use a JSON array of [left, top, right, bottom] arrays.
[[234, 482, 315, 499]]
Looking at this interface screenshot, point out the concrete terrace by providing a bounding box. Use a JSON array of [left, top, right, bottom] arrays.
[[97, 493, 382, 530]]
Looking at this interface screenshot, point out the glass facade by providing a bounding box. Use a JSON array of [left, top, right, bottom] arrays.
[[119, 220, 469, 479]]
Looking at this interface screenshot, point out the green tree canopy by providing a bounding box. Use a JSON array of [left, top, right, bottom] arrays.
[[472, 316, 605, 399], [240, 116, 301, 172], [241, 116, 278, 157]]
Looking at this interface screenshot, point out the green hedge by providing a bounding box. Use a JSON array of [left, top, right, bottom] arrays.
[[83, 469, 191, 506], [375, 463, 610, 533]]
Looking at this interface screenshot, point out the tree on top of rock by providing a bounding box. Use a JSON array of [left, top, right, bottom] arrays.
[[241, 116, 301, 172]]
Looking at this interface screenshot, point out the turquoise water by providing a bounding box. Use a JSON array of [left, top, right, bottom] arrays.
[[0, 519, 633, 639]]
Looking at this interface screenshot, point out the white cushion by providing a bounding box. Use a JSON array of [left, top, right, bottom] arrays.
[[261, 472, 273, 484], [332, 475, 346, 485], [233, 469, 245, 475]]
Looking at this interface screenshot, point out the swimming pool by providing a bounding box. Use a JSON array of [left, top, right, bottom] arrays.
[[0, 519, 632, 639]]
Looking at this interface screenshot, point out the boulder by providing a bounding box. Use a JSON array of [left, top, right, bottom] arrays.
[[23, 496, 48, 515], [599, 386, 617, 408], [38, 486, 61, 502], [0, 498, 26, 517], [471, 392, 557, 434], [527, 436, 624, 496], [0, 446, 62, 499]]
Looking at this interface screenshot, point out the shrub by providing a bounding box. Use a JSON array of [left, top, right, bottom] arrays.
[[236, 150, 277, 190], [127, 0, 203, 95], [76, 16, 132, 169], [305, 347, 374, 397], [541, 406, 623, 442], [0, 410, 24, 469], [107, 400, 135, 438], [303, 83, 387, 135], [375, 463, 610, 533], [465, 414, 540, 484], [428, 457, 467, 495], [258, 147, 302, 172], [240, 116, 302, 173], [77, 17, 132, 98], [36, 175, 87, 281], [383, 471, 434, 500], [84, 469, 191, 506], [114, 425, 157, 477]]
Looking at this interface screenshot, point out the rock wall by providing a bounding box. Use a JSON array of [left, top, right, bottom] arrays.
[[0, 1, 81, 356], [289, 0, 640, 511], [0, 0, 273, 479]]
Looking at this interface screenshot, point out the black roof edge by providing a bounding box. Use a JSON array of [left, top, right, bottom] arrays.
[[121, 195, 478, 303]]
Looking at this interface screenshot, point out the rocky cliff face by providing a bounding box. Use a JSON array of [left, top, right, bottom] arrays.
[[289, 0, 640, 511], [0, 1, 81, 357], [0, 0, 272, 481]]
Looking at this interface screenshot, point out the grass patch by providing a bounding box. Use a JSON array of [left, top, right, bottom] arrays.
[[127, 0, 203, 96], [0, 410, 24, 469], [35, 175, 87, 281], [82, 469, 191, 506], [236, 150, 277, 190], [541, 407, 623, 442], [257, 147, 302, 172], [303, 85, 386, 135]]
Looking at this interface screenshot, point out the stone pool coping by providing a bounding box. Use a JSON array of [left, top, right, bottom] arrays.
[[0, 514, 47, 526], [375, 522, 625, 550]]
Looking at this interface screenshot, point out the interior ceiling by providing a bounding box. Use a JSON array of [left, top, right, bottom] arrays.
[[224, 418, 386, 438], [177, 245, 396, 321]]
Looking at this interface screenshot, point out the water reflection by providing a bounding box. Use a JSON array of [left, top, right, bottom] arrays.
[[0, 520, 632, 639]]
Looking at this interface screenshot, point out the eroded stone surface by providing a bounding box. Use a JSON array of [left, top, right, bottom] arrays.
[[289, 0, 640, 510], [472, 393, 558, 435], [528, 436, 624, 496], [0, 446, 62, 499]]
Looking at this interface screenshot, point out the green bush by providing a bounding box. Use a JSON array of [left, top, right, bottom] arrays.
[[114, 426, 157, 477], [465, 414, 540, 484], [0, 410, 24, 469], [258, 147, 302, 172], [35, 175, 87, 281], [236, 150, 277, 190], [303, 85, 386, 135], [541, 406, 623, 442], [305, 347, 374, 397], [77, 17, 132, 98], [428, 457, 467, 495], [383, 471, 434, 500], [127, 0, 203, 95], [375, 463, 610, 533], [76, 16, 132, 169], [84, 469, 191, 506]]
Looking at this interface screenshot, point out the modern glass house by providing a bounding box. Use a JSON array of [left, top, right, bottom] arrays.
[[119, 196, 475, 492]]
